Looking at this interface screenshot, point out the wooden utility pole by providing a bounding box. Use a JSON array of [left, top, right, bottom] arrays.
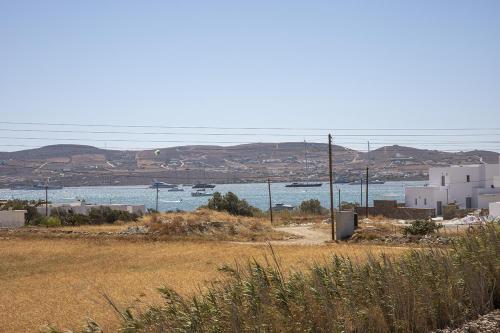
[[338, 188, 341, 211], [365, 167, 369, 218], [267, 178, 273, 224], [360, 178, 363, 207], [328, 134, 335, 240], [45, 185, 48, 217]]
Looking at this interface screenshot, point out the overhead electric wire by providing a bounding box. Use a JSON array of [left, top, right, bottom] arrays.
[[1, 121, 500, 131]]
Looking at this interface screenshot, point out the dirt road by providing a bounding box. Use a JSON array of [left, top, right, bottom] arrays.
[[271, 225, 330, 245]]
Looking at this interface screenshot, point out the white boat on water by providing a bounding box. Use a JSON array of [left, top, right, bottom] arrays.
[[191, 189, 213, 197], [149, 180, 177, 189], [168, 186, 184, 192]]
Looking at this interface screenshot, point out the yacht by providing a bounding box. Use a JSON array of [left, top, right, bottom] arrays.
[[192, 183, 216, 189], [168, 186, 184, 192], [10, 183, 63, 190], [191, 189, 214, 197], [149, 180, 177, 189], [285, 141, 323, 188], [285, 182, 322, 188]]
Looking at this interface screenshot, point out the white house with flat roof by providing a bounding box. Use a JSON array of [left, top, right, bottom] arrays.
[[405, 156, 500, 216]]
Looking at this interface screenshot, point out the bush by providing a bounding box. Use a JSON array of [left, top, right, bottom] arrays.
[[298, 199, 324, 215], [206, 192, 260, 217], [39, 216, 61, 227], [51, 210, 91, 226], [47, 207, 138, 226], [87, 207, 138, 225], [402, 219, 442, 236]]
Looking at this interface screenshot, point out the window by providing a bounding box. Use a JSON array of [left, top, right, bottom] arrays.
[[466, 175, 470, 183], [441, 175, 445, 186], [415, 198, 418, 205], [424, 198, 427, 205]]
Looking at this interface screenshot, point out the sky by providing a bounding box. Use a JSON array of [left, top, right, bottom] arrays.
[[0, 0, 499, 152]]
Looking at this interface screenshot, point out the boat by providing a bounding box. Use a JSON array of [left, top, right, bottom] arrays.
[[349, 180, 385, 185], [10, 183, 63, 190], [285, 140, 323, 188], [272, 203, 294, 212], [191, 189, 214, 197], [192, 183, 216, 189], [285, 182, 322, 188], [149, 180, 177, 189], [168, 186, 184, 192]]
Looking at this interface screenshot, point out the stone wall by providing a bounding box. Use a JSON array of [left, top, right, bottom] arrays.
[[355, 200, 435, 220], [442, 204, 488, 220]]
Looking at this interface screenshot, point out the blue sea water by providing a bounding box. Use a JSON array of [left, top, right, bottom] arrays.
[[0, 181, 426, 212]]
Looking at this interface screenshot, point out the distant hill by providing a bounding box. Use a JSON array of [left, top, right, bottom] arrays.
[[0, 143, 497, 187]]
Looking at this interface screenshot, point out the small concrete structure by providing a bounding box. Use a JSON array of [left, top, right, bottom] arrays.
[[36, 201, 146, 216], [335, 211, 355, 240], [490, 202, 500, 218], [0, 210, 27, 228]]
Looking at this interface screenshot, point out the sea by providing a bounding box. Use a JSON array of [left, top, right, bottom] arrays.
[[0, 181, 426, 212]]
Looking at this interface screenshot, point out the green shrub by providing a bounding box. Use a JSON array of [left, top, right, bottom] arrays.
[[48, 207, 138, 226], [298, 199, 325, 215], [402, 219, 442, 236], [39, 216, 61, 227], [206, 192, 260, 216], [51, 210, 91, 226]]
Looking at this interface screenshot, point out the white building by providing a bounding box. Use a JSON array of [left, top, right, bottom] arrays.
[[0, 209, 27, 228], [405, 156, 500, 216], [36, 201, 146, 216]]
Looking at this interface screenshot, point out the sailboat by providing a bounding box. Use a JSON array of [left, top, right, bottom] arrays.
[[285, 141, 322, 188]]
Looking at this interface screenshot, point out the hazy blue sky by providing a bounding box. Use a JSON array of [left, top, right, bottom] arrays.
[[1, 1, 499, 151]]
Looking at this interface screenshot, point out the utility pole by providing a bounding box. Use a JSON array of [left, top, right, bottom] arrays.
[[360, 178, 363, 206], [155, 184, 159, 212], [338, 188, 341, 211], [365, 167, 369, 218], [267, 178, 273, 224], [328, 134, 335, 240], [45, 185, 48, 217]]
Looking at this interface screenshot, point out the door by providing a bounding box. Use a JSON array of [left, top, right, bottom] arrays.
[[436, 201, 442, 216], [466, 197, 472, 209]]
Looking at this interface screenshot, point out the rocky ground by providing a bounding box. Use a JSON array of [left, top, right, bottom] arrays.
[[435, 310, 500, 333]]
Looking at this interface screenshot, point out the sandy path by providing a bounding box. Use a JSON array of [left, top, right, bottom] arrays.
[[232, 225, 331, 246], [272, 225, 331, 245]]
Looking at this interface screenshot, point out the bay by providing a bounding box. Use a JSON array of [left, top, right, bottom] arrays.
[[1, 181, 426, 212]]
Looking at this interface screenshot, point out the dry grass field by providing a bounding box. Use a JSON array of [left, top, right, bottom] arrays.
[[0, 236, 407, 332]]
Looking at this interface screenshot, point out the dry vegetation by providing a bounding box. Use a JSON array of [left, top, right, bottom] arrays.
[[99, 224, 500, 333], [0, 237, 406, 332], [142, 209, 289, 241]]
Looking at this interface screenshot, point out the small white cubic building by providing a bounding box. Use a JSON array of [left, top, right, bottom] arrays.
[[490, 202, 500, 218], [0, 210, 27, 228], [405, 156, 500, 216]]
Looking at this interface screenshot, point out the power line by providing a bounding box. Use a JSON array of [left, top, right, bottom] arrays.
[[1, 121, 500, 131]]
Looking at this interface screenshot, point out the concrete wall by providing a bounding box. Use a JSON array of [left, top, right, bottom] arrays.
[[36, 203, 146, 216], [0, 210, 26, 228], [355, 206, 435, 220], [335, 211, 354, 240], [476, 191, 500, 209], [490, 202, 500, 218]]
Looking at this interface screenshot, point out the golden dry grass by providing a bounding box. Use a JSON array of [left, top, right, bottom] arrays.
[[142, 209, 289, 241], [0, 237, 407, 332]]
